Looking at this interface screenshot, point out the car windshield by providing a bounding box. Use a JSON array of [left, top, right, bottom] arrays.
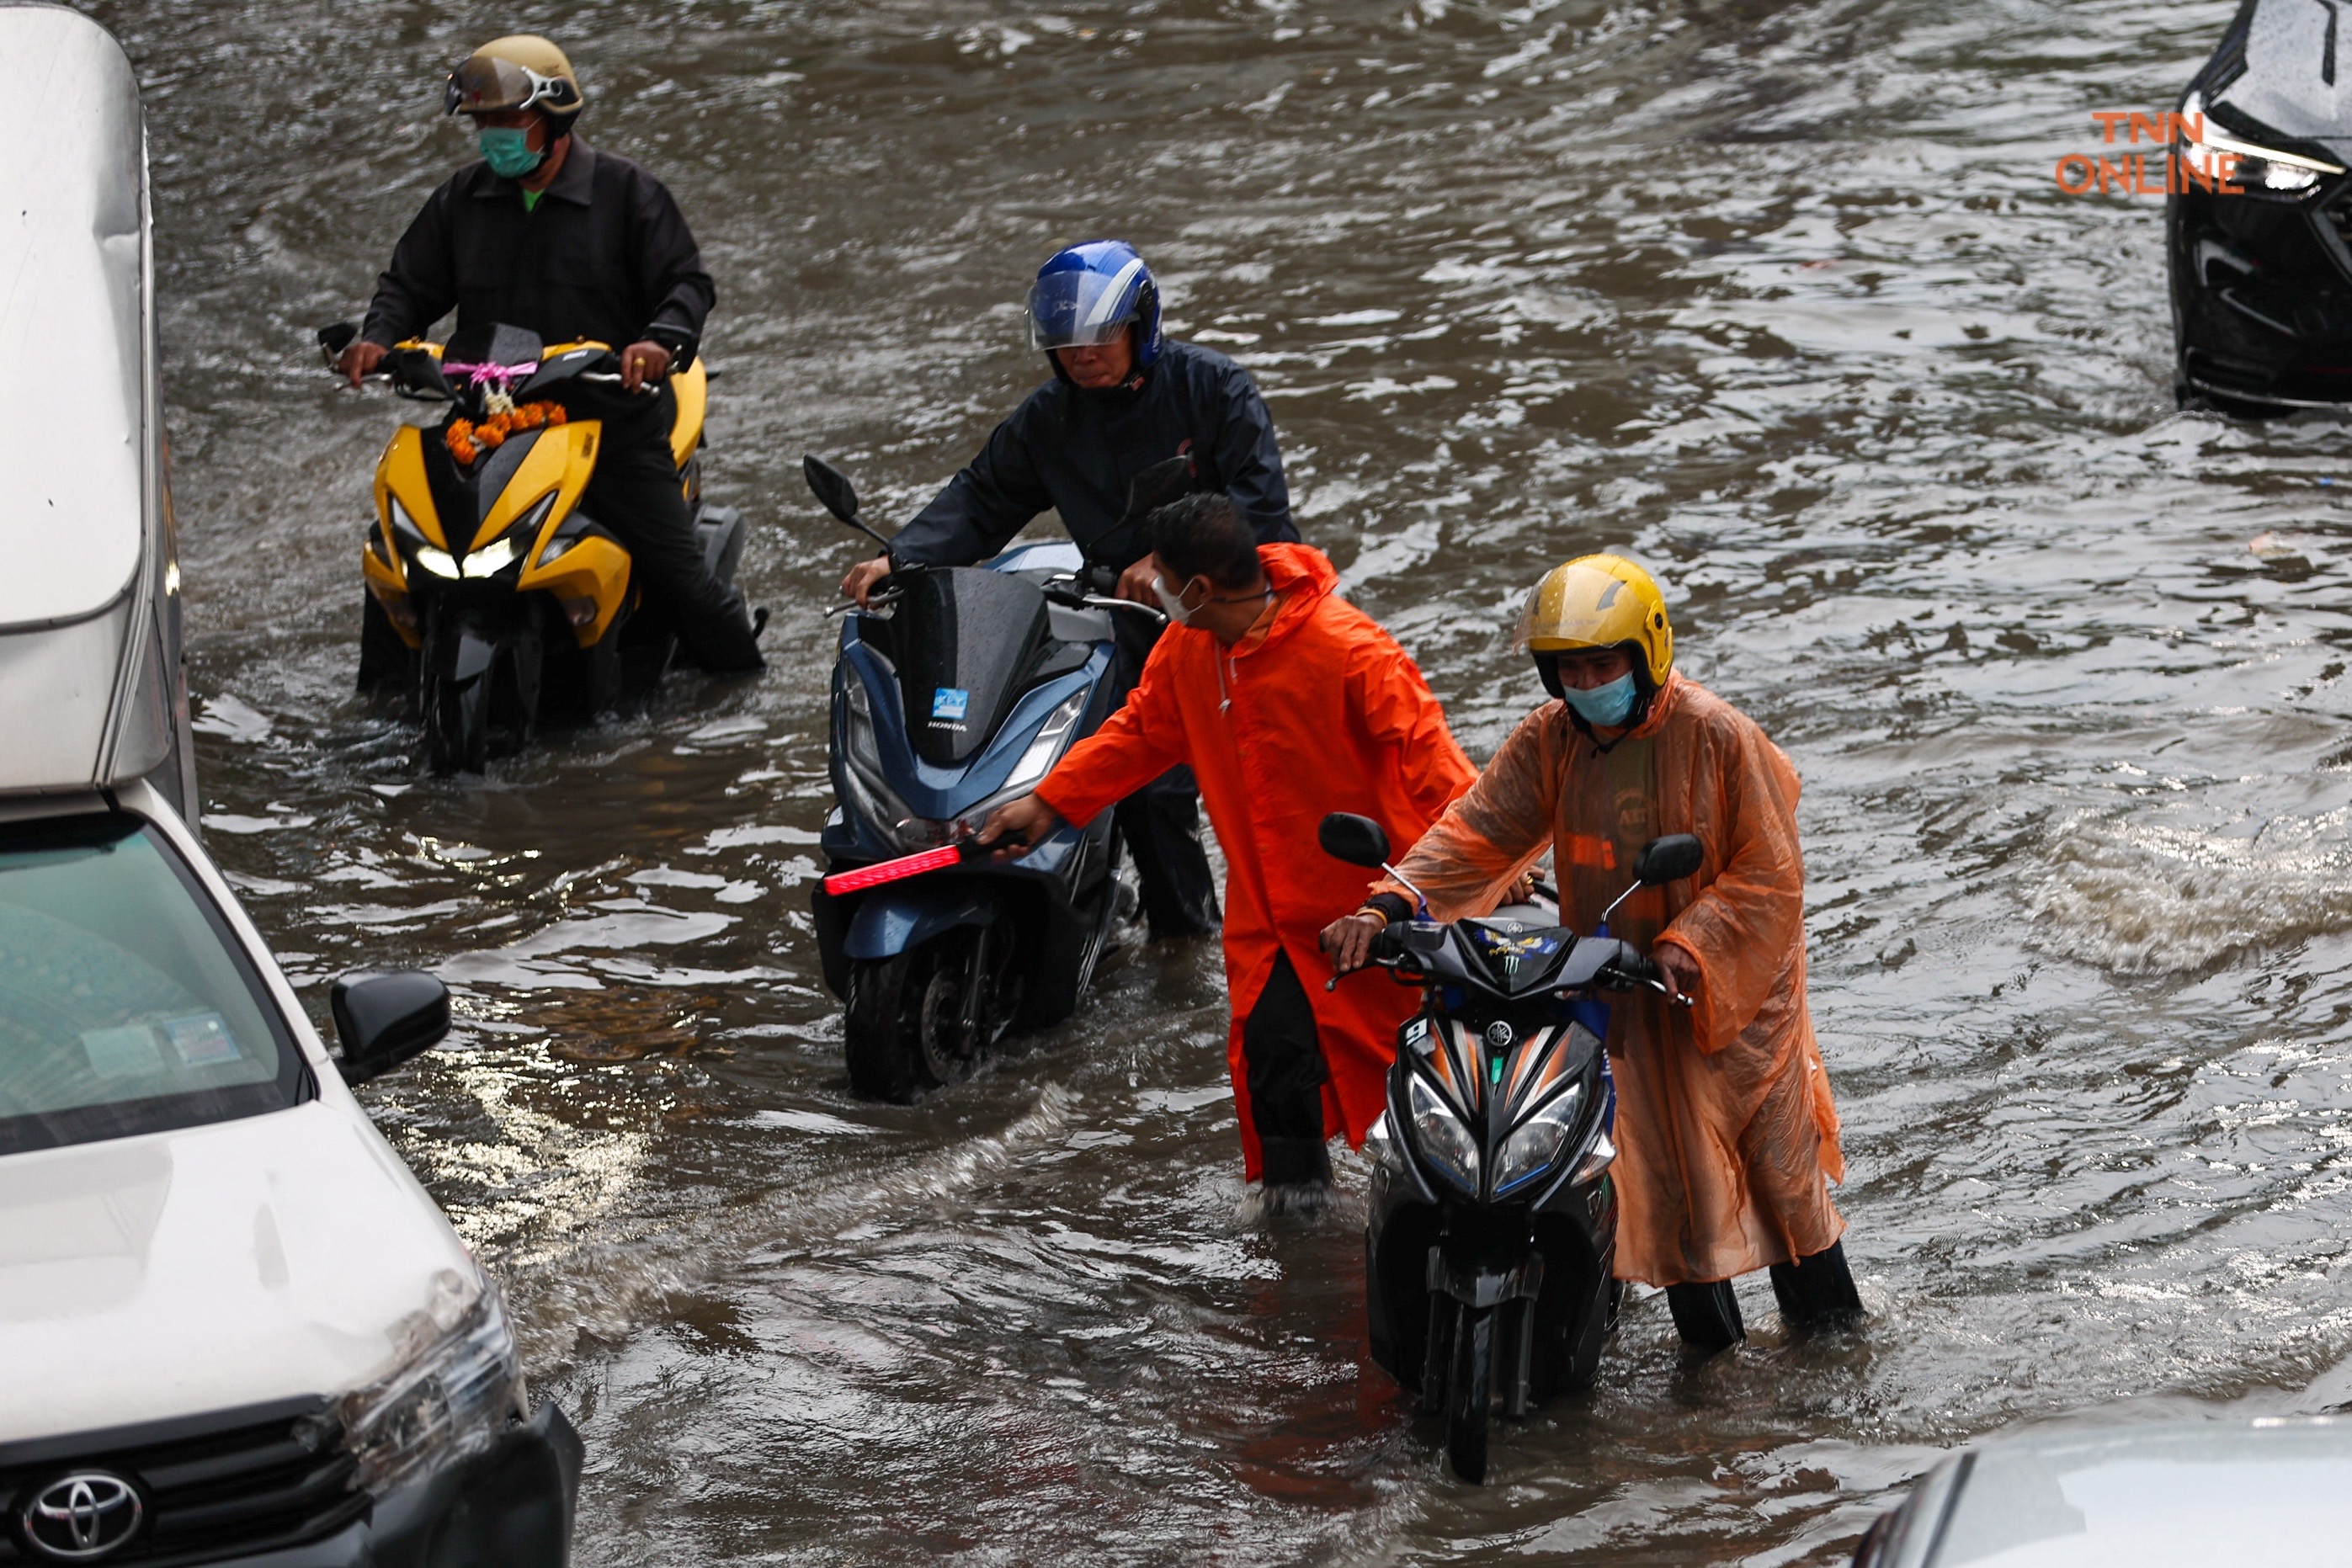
[[0, 815, 304, 1155]]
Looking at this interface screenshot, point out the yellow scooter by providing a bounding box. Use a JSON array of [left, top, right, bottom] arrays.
[[320, 320, 744, 773]]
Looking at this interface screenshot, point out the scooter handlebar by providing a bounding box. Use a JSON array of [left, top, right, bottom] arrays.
[[1324, 922, 1408, 991], [1594, 949, 1695, 1007]]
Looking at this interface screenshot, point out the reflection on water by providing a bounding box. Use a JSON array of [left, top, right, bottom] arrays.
[[86, 0, 2352, 1557]]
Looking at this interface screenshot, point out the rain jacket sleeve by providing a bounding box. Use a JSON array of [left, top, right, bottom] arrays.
[[629, 169, 716, 363], [1348, 640, 1479, 834], [1379, 708, 1562, 917], [1033, 642, 1187, 827], [1650, 720, 1809, 1055], [1208, 358, 1296, 546], [363, 183, 460, 348], [891, 394, 1058, 569]]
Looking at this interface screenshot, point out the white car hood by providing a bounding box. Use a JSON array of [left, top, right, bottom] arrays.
[[0, 1100, 479, 1443]]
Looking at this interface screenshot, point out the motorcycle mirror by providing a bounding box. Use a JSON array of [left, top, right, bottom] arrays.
[[1318, 812, 1392, 869], [803, 454, 897, 554], [803, 454, 859, 522], [1632, 834, 1703, 885], [316, 322, 358, 367]]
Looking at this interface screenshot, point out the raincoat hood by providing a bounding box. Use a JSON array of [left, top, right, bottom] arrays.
[[1224, 542, 1339, 654]]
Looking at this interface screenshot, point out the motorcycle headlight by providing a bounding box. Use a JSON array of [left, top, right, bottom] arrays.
[[412, 545, 460, 580], [338, 1274, 524, 1496], [1493, 1081, 1585, 1196], [386, 495, 427, 545], [947, 689, 1093, 843], [463, 495, 556, 578], [838, 675, 923, 850], [998, 690, 1088, 796], [1407, 1071, 1480, 1194], [2179, 92, 2343, 199]]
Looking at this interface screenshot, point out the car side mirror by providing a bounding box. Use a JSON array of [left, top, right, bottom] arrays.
[[1632, 834, 1703, 886], [1318, 812, 1392, 869], [332, 970, 451, 1086], [803, 454, 860, 524]]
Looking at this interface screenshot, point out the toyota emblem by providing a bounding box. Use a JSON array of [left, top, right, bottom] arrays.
[[21, 1472, 141, 1561]]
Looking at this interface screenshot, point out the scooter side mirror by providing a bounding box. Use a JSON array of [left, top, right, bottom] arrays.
[[804, 454, 898, 555], [1318, 812, 1392, 869], [803, 454, 860, 524], [316, 321, 358, 367], [1632, 833, 1703, 885]]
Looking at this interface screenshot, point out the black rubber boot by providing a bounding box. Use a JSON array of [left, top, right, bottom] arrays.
[[1666, 1279, 1746, 1355], [1769, 1240, 1865, 1332], [1257, 1137, 1333, 1215]]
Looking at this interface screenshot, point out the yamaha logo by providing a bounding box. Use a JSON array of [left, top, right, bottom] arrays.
[[21, 1471, 141, 1561], [1484, 1021, 1514, 1048]]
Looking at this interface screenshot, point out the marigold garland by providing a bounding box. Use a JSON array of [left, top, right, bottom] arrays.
[[445, 401, 567, 467]]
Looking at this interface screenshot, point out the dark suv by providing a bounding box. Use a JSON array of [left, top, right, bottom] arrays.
[[2168, 0, 2352, 412]]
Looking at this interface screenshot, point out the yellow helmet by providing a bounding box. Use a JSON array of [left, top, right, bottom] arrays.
[[444, 36, 585, 120], [1514, 554, 1674, 687]]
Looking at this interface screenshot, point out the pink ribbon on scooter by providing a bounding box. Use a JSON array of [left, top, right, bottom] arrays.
[[440, 359, 539, 391]]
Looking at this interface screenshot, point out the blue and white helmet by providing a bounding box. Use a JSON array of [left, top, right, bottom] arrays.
[[1025, 240, 1163, 373]]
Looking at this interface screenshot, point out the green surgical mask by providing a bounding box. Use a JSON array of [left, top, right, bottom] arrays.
[[478, 126, 545, 180]]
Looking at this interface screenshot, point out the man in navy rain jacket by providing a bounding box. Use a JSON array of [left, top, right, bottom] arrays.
[[841, 241, 1299, 938]]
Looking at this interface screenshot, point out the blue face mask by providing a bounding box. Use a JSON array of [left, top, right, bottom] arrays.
[[1561, 672, 1639, 728], [478, 126, 546, 180]]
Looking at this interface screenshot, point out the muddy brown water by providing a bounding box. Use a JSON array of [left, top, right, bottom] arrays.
[[80, 0, 2352, 1559]]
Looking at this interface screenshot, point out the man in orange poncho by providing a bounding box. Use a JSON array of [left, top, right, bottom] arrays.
[[981, 494, 1477, 1205], [1323, 554, 1860, 1351]]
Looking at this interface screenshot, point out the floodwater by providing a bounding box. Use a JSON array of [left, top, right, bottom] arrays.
[[88, 0, 2352, 1559]]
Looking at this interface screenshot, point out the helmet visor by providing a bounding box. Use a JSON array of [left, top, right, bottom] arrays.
[[444, 56, 577, 117], [1025, 258, 1148, 351]]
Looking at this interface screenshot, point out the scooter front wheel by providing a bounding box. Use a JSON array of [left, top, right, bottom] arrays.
[[423, 672, 491, 774], [1446, 1303, 1494, 1484], [844, 949, 934, 1103]]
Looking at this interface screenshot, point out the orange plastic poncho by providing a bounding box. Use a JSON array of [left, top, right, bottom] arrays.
[[1377, 672, 1845, 1287], [1037, 544, 1478, 1179]]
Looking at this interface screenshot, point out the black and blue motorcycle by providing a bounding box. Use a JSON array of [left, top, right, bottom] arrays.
[[1319, 811, 1700, 1483], [803, 456, 1157, 1100]]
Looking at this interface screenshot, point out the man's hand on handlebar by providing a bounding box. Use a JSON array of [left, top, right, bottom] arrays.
[[338, 339, 389, 388], [1653, 943, 1698, 1003], [840, 555, 892, 609], [1320, 912, 1386, 976], [1115, 553, 1165, 608], [620, 340, 673, 392], [977, 795, 1063, 861]]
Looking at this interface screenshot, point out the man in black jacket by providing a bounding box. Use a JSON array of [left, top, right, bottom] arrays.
[[840, 240, 1299, 938], [339, 35, 762, 673]]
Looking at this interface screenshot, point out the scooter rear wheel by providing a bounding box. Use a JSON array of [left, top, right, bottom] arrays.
[[1446, 1304, 1495, 1484]]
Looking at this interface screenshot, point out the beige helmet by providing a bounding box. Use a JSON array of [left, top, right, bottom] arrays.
[[444, 36, 584, 120]]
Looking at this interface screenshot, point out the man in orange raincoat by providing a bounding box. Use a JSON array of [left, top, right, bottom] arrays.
[[1323, 554, 1861, 1350], [981, 494, 1477, 1203]]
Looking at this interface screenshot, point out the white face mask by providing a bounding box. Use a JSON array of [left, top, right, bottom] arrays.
[[1153, 575, 1202, 626], [1153, 574, 1273, 628]]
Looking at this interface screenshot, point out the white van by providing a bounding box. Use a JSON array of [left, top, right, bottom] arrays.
[[0, 9, 580, 1565]]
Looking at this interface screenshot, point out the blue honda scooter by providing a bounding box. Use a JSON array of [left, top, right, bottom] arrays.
[[803, 455, 1155, 1100]]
